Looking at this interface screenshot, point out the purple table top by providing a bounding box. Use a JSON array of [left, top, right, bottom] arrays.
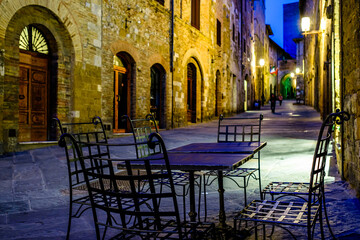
[[117, 152, 253, 172], [168, 142, 267, 154]]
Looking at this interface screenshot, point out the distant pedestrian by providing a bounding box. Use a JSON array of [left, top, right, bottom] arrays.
[[261, 93, 265, 106], [270, 94, 276, 113], [278, 94, 283, 106]]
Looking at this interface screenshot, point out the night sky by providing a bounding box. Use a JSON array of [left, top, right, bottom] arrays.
[[265, 0, 299, 48]]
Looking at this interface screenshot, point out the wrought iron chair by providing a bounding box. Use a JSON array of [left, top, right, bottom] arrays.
[[122, 114, 202, 222], [59, 132, 215, 239], [53, 116, 110, 240], [233, 110, 349, 239], [203, 114, 263, 212]]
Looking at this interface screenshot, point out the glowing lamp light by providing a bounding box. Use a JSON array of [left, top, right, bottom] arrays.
[[296, 68, 301, 74], [259, 59, 265, 67], [290, 72, 295, 78], [301, 17, 311, 32], [320, 18, 326, 31]]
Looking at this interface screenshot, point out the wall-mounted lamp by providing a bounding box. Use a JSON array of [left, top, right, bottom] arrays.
[[259, 59, 265, 67], [301, 17, 326, 35]]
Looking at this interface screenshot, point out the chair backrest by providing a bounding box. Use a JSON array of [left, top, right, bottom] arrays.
[[53, 117, 110, 189], [122, 114, 161, 158], [307, 110, 350, 205], [217, 114, 263, 143], [59, 132, 183, 238]]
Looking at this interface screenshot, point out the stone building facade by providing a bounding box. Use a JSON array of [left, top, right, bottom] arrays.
[[0, 0, 267, 153], [300, 0, 360, 196]]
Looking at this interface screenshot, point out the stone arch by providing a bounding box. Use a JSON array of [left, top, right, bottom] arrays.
[[0, 0, 82, 61], [1, 4, 75, 150], [110, 40, 140, 64]]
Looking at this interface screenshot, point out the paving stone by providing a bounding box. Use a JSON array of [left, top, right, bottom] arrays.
[[13, 152, 33, 164], [0, 201, 30, 214], [13, 180, 44, 193], [0, 167, 13, 180]]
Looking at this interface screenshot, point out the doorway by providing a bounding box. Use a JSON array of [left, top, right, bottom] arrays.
[[113, 53, 134, 133], [187, 63, 197, 123], [18, 25, 50, 142], [150, 64, 165, 128], [244, 79, 248, 111], [215, 70, 221, 116]]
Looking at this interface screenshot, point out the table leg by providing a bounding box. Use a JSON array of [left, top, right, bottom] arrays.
[[217, 170, 227, 229], [188, 170, 197, 222]]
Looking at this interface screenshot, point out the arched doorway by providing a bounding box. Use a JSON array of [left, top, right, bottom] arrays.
[[244, 74, 248, 111], [187, 63, 197, 123], [150, 64, 166, 128], [280, 74, 294, 99], [215, 70, 221, 116], [113, 53, 135, 133], [18, 25, 51, 142]]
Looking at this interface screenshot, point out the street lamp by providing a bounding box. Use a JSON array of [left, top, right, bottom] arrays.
[[301, 16, 326, 105], [259, 59, 265, 67], [301, 17, 326, 35]]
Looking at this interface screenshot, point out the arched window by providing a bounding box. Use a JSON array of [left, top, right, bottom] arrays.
[[19, 25, 49, 54]]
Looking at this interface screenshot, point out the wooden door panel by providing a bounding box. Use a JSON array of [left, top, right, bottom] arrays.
[[19, 82, 29, 110], [32, 70, 46, 83], [31, 83, 46, 111], [31, 112, 45, 126]]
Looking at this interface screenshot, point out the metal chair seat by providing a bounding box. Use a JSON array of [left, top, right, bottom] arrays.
[[262, 181, 310, 201], [237, 199, 320, 227], [234, 199, 321, 239]]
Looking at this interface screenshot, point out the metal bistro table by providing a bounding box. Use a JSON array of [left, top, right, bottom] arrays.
[[167, 142, 267, 229], [117, 142, 266, 229]]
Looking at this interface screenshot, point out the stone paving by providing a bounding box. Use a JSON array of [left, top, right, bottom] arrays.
[[1, 100, 360, 239]]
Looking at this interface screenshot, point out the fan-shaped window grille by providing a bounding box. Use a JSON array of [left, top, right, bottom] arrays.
[[19, 25, 49, 55]]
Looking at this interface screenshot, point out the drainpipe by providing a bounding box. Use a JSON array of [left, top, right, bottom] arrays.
[[339, 0, 345, 180], [240, 0, 243, 106], [170, 0, 174, 129]]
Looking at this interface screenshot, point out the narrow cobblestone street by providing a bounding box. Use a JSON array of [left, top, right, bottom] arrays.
[[1, 100, 360, 239]]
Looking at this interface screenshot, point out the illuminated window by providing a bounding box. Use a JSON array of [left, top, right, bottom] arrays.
[[19, 25, 48, 55], [191, 0, 200, 30]]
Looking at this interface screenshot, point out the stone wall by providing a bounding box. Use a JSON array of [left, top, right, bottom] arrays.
[[342, 0, 360, 195]]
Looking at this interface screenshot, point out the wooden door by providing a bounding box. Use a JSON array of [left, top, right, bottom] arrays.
[[150, 66, 163, 127], [114, 66, 129, 133], [187, 64, 196, 123], [19, 52, 48, 141]]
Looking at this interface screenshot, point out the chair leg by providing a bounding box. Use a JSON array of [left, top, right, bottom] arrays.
[[203, 174, 208, 222], [182, 185, 187, 222], [197, 175, 202, 222], [322, 186, 336, 239], [66, 200, 72, 240], [243, 177, 247, 206]]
